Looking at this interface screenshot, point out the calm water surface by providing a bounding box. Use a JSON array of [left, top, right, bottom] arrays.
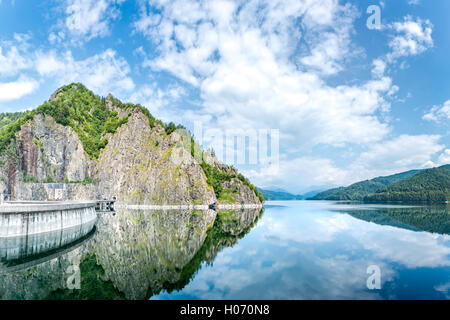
[[0, 201, 449, 300], [154, 201, 450, 300]]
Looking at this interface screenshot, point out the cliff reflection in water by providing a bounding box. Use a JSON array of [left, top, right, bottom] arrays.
[[0, 207, 263, 300]]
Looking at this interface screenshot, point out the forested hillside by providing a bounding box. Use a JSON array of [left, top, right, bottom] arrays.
[[364, 165, 450, 203], [0, 84, 182, 159], [0, 111, 30, 129], [308, 170, 421, 200], [258, 189, 304, 200]]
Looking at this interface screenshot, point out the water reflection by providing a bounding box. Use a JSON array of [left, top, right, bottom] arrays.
[[0, 217, 98, 300], [0, 202, 448, 300], [0, 207, 263, 300], [331, 204, 450, 235], [154, 201, 450, 300], [0, 222, 96, 272]]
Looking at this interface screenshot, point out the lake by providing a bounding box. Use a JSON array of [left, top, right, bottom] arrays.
[[0, 201, 449, 300]]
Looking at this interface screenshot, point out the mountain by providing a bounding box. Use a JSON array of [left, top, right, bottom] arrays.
[[364, 165, 450, 203], [308, 169, 422, 201], [258, 188, 326, 200], [301, 189, 325, 199], [0, 83, 263, 205], [0, 111, 29, 129], [307, 187, 345, 200], [258, 188, 304, 200]]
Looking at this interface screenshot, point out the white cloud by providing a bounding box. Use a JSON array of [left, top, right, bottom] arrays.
[[245, 156, 349, 193], [387, 15, 433, 61], [299, 3, 359, 75], [128, 83, 187, 122], [372, 58, 386, 78], [35, 49, 135, 96], [434, 282, 450, 299], [423, 100, 450, 122], [0, 77, 38, 102], [436, 149, 450, 166], [48, 31, 66, 45], [64, 0, 123, 41], [0, 30, 134, 102], [0, 1, 442, 194], [367, 15, 434, 94], [35, 51, 68, 75], [0, 34, 39, 103], [131, 1, 447, 190], [135, 0, 394, 153], [249, 134, 444, 192], [350, 134, 444, 179], [408, 0, 420, 5], [0, 34, 33, 77]]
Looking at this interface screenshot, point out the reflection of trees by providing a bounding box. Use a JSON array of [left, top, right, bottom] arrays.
[[47, 208, 263, 300], [344, 206, 450, 235], [161, 208, 264, 295], [47, 253, 126, 300]]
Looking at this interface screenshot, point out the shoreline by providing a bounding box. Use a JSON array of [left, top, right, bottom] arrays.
[[115, 203, 263, 210]]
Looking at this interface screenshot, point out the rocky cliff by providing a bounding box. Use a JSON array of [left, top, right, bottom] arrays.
[[0, 84, 262, 206], [95, 108, 216, 205]]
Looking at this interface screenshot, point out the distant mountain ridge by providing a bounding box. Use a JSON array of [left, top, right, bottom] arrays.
[[258, 189, 303, 200], [309, 165, 450, 203], [364, 165, 450, 203], [308, 169, 422, 201], [258, 188, 324, 200], [258, 188, 304, 200]]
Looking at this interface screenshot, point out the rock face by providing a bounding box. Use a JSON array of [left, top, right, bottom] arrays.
[[220, 178, 261, 204], [0, 86, 262, 206], [204, 150, 261, 205], [1, 113, 97, 201], [96, 109, 216, 205], [13, 182, 97, 202], [17, 114, 95, 183]]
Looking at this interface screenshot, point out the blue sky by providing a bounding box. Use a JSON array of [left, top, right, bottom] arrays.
[[0, 0, 449, 193]]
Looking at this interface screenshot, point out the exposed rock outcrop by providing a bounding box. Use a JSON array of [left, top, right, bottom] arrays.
[[204, 150, 261, 205], [0, 84, 262, 206], [17, 114, 95, 183], [96, 110, 216, 205]]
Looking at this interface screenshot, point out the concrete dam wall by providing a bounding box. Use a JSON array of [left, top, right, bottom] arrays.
[[0, 202, 98, 238], [0, 220, 96, 272]]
